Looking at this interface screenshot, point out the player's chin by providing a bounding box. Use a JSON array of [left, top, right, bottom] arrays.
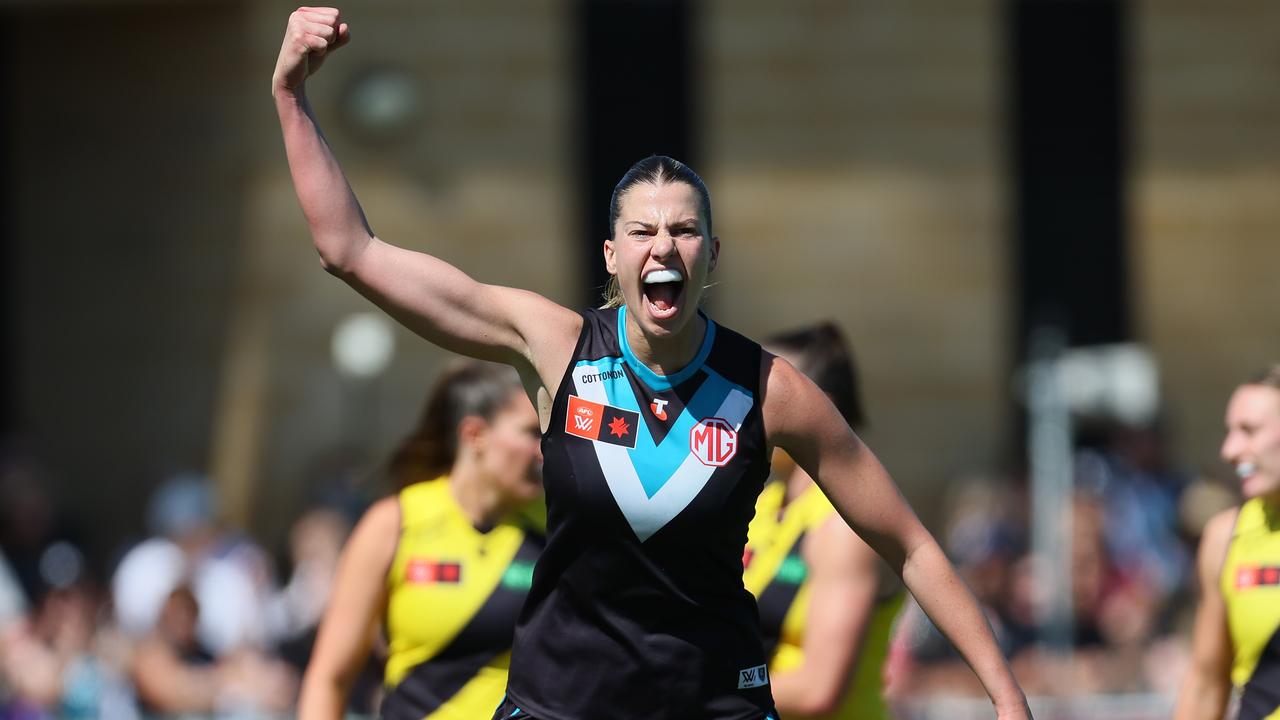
[[639, 299, 692, 337], [1243, 474, 1280, 500]]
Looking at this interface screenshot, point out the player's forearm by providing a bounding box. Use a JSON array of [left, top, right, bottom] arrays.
[[275, 88, 374, 275], [901, 539, 1028, 715], [769, 668, 844, 717], [297, 668, 350, 720], [1172, 668, 1230, 720]]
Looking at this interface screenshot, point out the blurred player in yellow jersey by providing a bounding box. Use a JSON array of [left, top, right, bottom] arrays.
[[1176, 364, 1280, 720], [743, 323, 904, 719], [299, 360, 544, 720]]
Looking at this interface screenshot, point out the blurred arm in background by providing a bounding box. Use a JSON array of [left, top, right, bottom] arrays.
[[298, 498, 398, 720], [1172, 507, 1236, 720], [767, 515, 883, 717]]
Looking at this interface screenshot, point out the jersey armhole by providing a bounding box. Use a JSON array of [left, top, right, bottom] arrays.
[[384, 491, 408, 591], [540, 309, 595, 441], [1216, 504, 1245, 597]]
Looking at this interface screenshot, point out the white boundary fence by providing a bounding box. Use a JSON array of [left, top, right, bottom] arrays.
[[895, 693, 1176, 720]]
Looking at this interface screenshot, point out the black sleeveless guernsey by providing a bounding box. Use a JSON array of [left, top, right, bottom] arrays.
[[503, 306, 776, 719]]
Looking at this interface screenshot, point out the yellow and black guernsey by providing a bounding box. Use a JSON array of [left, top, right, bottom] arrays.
[[743, 481, 903, 720], [1222, 497, 1280, 720], [381, 478, 544, 720]]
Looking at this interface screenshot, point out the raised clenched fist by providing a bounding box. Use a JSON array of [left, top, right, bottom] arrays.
[[271, 7, 350, 96]]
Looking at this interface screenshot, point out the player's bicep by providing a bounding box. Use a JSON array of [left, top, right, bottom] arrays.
[[345, 238, 577, 367]]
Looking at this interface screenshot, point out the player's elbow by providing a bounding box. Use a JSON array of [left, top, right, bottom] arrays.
[[1174, 666, 1231, 720], [778, 676, 845, 716], [785, 692, 842, 716], [317, 249, 348, 278], [314, 238, 366, 279]]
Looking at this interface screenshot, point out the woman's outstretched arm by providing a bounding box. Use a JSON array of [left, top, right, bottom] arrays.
[[270, 7, 579, 378], [763, 354, 1031, 719]]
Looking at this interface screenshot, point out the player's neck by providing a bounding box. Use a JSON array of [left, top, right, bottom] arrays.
[[625, 312, 707, 376], [1260, 492, 1280, 526], [449, 465, 511, 531]]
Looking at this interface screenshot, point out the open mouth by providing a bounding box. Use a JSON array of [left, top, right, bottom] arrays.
[[642, 268, 685, 320], [1237, 462, 1257, 480]]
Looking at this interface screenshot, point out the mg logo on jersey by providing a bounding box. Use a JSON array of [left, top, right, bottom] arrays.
[[690, 417, 737, 467]]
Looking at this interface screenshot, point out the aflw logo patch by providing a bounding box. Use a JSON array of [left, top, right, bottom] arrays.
[[1236, 564, 1280, 589], [737, 664, 769, 689], [565, 395, 638, 448]]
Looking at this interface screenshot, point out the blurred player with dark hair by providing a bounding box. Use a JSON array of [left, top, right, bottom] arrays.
[[300, 361, 544, 719]]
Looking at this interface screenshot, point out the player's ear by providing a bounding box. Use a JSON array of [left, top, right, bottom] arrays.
[[458, 415, 488, 453], [603, 238, 618, 275]]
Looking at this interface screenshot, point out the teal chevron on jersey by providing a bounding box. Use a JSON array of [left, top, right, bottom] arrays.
[[572, 357, 752, 500], [571, 356, 754, 540]]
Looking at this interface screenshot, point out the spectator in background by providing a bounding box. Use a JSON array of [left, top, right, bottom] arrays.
[[300, 360, 545, 720], [0, 551, 24, 632], [111, 473, 275, 655], [1074, 420, 1190, 607], [888, 483, 1173, 699], [129, 586, 212, 714], [129, 586, 294, 717], [0, 451, 79, 611], [0, 546, 137, 719], [111, 474, 298, 715], [272, 506, 352, 672]]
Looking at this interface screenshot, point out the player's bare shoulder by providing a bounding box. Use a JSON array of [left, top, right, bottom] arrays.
[[499, 288, 582, 380], [1198, 505, 1241, 582], [760, 350, 816, 445]]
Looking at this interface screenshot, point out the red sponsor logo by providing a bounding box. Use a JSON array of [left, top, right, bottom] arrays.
[[690, 417, 737, 467], [566, 395, 604, 440], [742, 548, 755, 568], [406, 559, 462, 585], [1235, 564, 1280, 589], [564, 395, 639, 448], [650, 398, 669, 421], [608, 416, 631, 438]]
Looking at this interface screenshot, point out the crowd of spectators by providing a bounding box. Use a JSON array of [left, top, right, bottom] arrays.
[[0, 417, 1242, 718], [0, 449, 371, 719], [884, 421, 1239, 708]]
